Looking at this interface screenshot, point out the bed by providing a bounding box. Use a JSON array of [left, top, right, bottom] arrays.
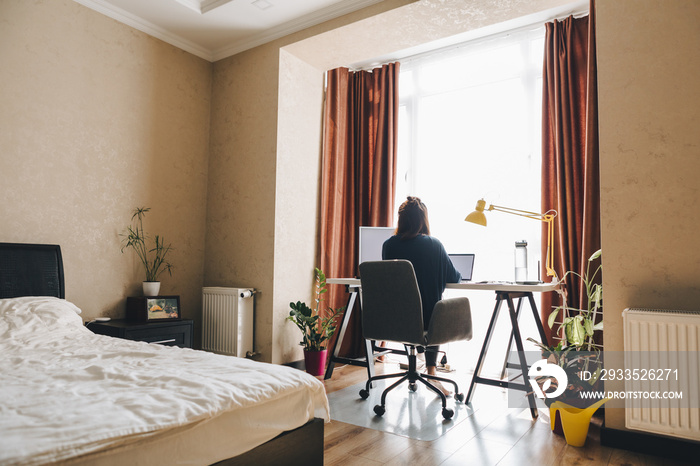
[[0, 242, 328, 466]]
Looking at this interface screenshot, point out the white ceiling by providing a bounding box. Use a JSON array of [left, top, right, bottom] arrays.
[[73, 0, 385, 62]]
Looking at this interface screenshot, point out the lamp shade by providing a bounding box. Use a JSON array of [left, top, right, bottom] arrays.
[[465, 199, 488, 226]]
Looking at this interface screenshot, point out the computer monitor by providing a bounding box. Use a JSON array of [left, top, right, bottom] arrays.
[[358, 226, 395, 267]]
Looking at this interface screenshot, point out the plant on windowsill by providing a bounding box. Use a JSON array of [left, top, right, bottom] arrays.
[[527, 249, 607, 447], [120, 207, 173, 297], [287, 268, 344, 376]]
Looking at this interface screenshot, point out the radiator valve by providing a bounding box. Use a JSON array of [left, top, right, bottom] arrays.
[[239, 289, 259, 298]]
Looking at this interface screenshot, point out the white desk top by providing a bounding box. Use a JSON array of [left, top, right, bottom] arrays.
[[327, 278, 560, 293]]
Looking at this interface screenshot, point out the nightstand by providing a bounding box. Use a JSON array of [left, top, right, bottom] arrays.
[[87, 319, 193, 348]]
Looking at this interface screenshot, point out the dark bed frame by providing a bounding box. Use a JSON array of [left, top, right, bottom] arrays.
[[0, 242, 324, 466], [0, 242, 65, 299]]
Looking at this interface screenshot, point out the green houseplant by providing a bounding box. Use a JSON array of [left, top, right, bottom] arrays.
[[287, 268, 343, 376], [548, 248, 603, 352], [121, 207, 173, 296], [529, 249, 604, 394], [528, 248, 606, 447]]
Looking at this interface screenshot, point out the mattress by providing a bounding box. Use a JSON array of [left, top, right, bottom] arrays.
[[0, 297, 329, 465]]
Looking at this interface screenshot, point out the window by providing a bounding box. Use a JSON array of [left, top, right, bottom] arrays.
[[395, 25, 547, 371], [397, 25, 545, 281]]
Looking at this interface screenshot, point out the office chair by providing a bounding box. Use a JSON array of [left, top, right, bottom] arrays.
[[358, 260, 473, 419]]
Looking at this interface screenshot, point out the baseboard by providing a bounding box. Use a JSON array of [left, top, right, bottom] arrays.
[[600, 426, 700, 461]]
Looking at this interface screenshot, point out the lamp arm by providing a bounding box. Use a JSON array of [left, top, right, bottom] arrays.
[[545, 217, 557, 279], [488, 204, 558, 279], [488, 204, 555, 222]]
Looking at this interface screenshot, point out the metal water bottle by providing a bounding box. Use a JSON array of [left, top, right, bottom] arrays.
[[515, 240, 528, 283]]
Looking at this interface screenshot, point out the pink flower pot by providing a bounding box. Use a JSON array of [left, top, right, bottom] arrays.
[[303, 349, 328, 376]]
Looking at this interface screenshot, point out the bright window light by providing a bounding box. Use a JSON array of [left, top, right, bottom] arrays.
[[395, 25, 547, 373], [397, 26, 545, 281]]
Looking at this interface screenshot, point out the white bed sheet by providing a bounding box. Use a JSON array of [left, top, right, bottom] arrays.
[[0, 297, 329, 466]]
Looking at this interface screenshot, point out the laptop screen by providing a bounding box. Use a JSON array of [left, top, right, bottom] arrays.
[[449, 254, 475, 281]]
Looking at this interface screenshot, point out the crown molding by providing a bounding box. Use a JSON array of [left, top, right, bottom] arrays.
[[211, 0, 383, 61], [73, 0, 383, 63], [73, 0, 213, 61], [174, 0, 236, 15]]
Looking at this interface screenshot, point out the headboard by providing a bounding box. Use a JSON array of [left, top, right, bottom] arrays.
[[0, 243, 65, 299]]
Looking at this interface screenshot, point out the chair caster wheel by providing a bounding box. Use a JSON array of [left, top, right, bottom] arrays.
[[359, 389, 370, 399], [442, 408, 454, 420], [408, 383, 418, 392], [373, 405, 385, 416], [455, 393, 465, 402]]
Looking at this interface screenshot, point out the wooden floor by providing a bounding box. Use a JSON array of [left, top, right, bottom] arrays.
[[321, 363, 690, 466]]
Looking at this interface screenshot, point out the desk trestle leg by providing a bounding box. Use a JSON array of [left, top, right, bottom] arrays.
[[466, 291, 546, 420], [324, 285, 378, 386]]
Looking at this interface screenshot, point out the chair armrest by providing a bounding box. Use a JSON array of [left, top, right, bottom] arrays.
[[425, 297, 473, 345]]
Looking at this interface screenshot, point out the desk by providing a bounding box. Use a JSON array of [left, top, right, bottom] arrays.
[[325, 278, 559, 418]]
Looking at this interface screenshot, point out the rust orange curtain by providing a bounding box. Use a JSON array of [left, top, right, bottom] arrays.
[[541, 5, 600, 344], [319, 63, 399, 357]]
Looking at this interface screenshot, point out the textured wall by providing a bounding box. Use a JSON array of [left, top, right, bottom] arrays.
[[273, 49, 325, 363], [205, 43, 280, 360], [285, 0, 584, 70], [597, 0, 700, 430], [0, 0, 212, 329]]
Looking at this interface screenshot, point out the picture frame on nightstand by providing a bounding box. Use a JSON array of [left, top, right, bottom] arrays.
[[127, 296, 180, 322]]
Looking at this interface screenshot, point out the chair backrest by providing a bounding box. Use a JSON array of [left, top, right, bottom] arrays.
[[359, 260, 425, 345]]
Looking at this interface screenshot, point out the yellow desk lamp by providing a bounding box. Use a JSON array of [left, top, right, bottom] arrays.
[[465, 199, 558, 281]]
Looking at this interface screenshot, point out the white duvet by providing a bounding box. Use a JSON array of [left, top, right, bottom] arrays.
[[0, 297, 329, 465]]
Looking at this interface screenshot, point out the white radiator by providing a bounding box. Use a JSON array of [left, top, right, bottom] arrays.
[[622, 308, 700, 441], [202, 287, 254, 357]]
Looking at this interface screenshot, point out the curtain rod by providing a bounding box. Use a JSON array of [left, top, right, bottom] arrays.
[[349, 7, 589, 72], [552, 8, 589, 22]]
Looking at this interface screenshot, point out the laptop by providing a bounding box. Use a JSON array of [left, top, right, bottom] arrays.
[[449, 253, 475, 282]]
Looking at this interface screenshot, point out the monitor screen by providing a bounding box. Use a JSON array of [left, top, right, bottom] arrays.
[[358, 226, 395, 267]]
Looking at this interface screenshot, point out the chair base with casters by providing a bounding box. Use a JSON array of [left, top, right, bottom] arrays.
[[358, 345, 464, 420]]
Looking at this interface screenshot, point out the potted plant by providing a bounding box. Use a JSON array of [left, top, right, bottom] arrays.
[[528, 249, 607, 446], [287, 268, 343, 376], [529, 249, 604, 395], [120, 207, 173, 296], [548, 248, 603, 353]]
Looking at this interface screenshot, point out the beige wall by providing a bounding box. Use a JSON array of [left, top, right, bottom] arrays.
[[0, 0, 212, 332], [205, 43, 280, 359], [597, 0, 700, 430], [273, 49, 326, 363]]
